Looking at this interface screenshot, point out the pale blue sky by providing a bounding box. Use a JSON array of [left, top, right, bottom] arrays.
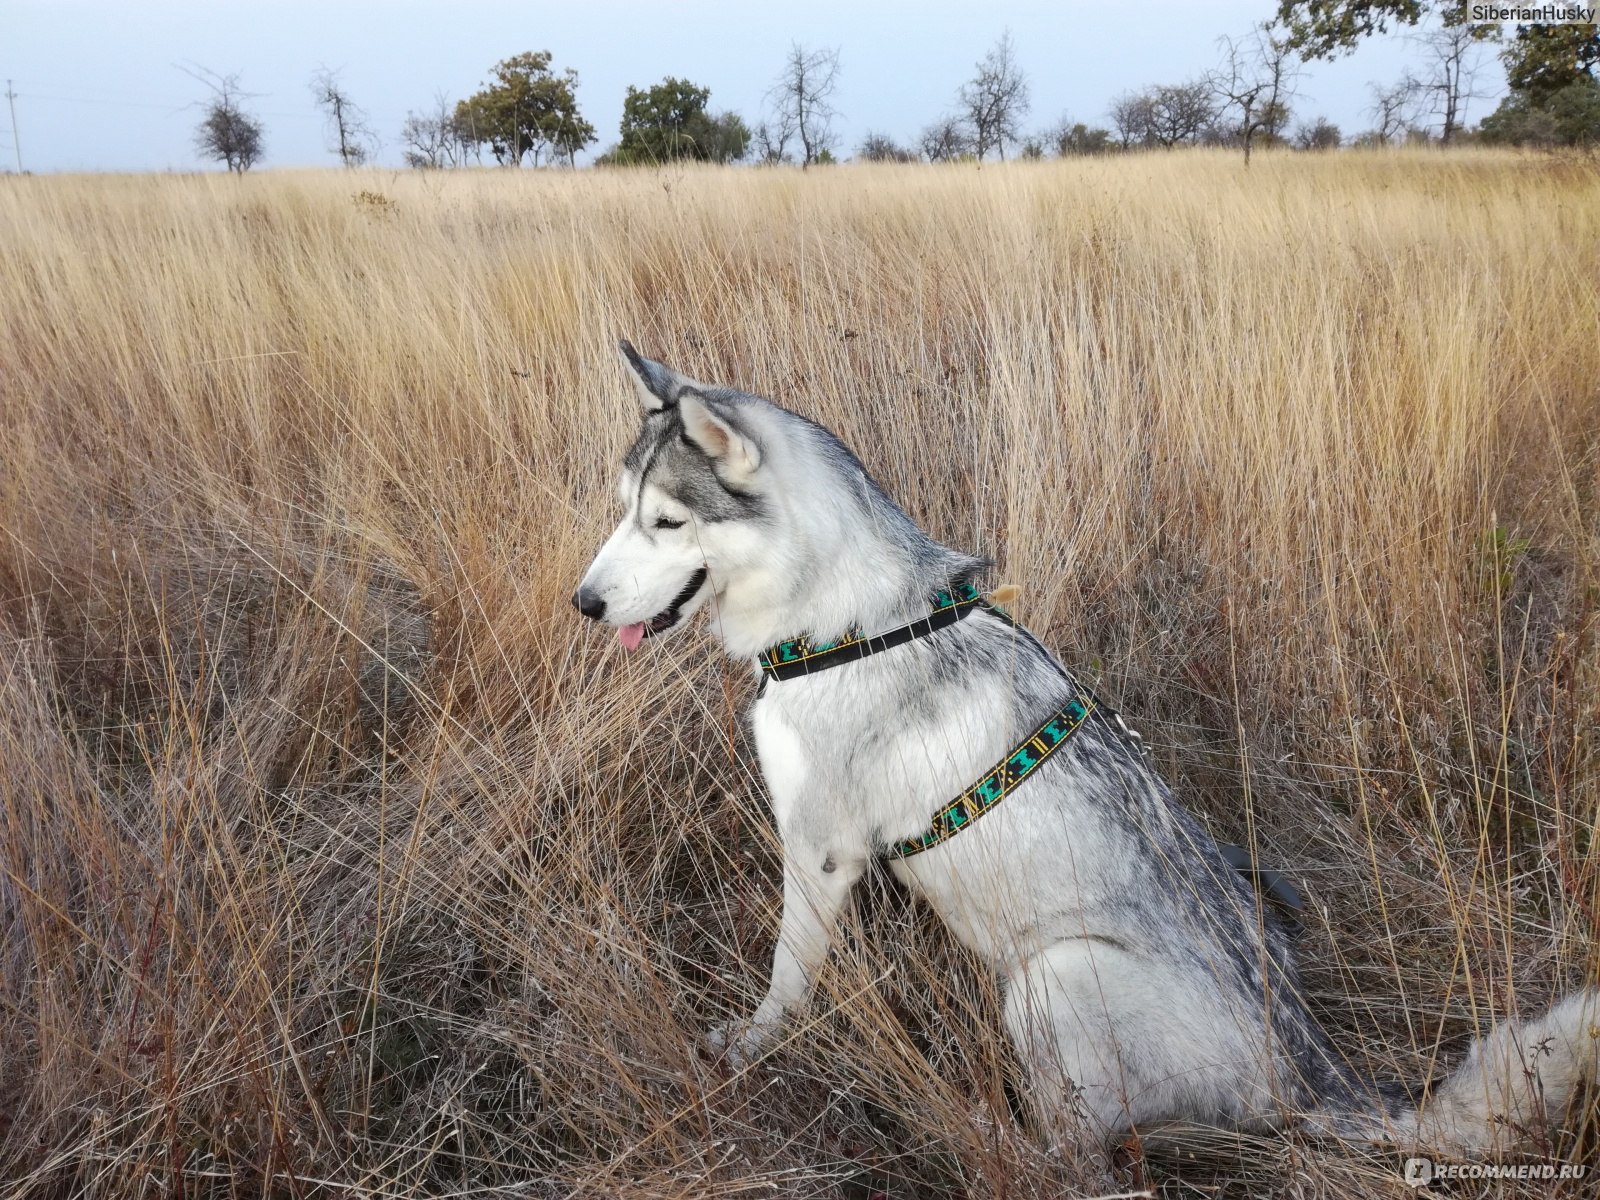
[[6, 1, 1502, 172]]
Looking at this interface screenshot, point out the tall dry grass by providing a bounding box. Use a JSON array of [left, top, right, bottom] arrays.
[[0, 150, 1596, 1197]]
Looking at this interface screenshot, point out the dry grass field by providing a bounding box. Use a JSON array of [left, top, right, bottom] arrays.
[[0, 150, 1597, 1198]]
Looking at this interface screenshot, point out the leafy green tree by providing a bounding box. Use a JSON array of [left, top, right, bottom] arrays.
[[1042, 115, 1113, 155], [1278, 0, 1593, 97], [455, 52, 595, 166], [1276, 1, 1433, 59], [1503, 23, 1600, 101], [618, 77, 708, 161], [1546, 74, 1600, 141], [1051, 121, 1112, 155], [609, 78, 749, 164], [704, 112, 752, 163], [1481, 75, 1600, 146], [1478, 23, 1599, 146]]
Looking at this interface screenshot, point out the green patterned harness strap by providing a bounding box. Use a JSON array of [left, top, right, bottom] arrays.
[[758, 580, 986, 681], [886, 693, 1096, 860]]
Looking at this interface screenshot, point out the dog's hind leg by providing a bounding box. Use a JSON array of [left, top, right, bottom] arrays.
[[1003, 939, 1258, 1148]]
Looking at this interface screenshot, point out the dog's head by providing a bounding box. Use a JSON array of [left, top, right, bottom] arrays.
[[571, 342, 770, 649]]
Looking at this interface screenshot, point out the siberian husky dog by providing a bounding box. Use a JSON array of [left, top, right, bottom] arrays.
[[574, 341, 1597, 1155]]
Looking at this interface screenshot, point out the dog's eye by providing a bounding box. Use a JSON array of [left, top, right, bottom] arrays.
[[654, 516, 685, 530]]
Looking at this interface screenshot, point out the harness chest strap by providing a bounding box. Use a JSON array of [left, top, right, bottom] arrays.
[[881, 687, 1304, 920], [886, 693, 1095, 859]]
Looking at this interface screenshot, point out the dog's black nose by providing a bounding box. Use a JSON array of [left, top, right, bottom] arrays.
[[572, 588, 606, 621]]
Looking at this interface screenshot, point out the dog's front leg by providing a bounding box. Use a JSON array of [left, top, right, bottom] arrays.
[[709, 848, 864, 1066]]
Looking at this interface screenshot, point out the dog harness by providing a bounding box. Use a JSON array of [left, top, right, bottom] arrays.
[[757, 582, 1113, 858], [755, 582, 1304, 921]]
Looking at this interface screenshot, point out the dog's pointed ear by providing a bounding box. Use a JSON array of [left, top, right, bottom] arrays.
[[619, 339, 688, 412], [679, 391, 761, 483]]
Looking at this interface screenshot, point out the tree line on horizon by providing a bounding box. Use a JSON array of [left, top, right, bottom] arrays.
[[189, 3, 1599, 174]]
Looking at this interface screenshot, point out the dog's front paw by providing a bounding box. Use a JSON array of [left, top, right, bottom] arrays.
[[703, 1017, 779, 1067]]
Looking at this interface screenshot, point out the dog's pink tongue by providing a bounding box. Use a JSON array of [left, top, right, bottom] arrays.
[[618, 623, 646, 651]]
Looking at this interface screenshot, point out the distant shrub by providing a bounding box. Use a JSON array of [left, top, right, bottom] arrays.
[[1293, 117, 1342, 151], [353, 189, 397, 219], [856, 132, 917, 163]]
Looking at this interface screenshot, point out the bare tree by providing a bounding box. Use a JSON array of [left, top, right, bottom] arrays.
[[401, 93, 469, 169], [919, 115, 972, 161], [311, 67, 376, 167], [1145, 82, 1217, 148], [183, 65, 263, 174], [766, 43, 840, 167], [1209, 23, 1300, 165], [959, 31, 1031, 160], [1411, 21, 1488, 144], [1292, 116, 1342, 150], [752, 112, 796, 164], [1109, 92, 1155, 149], [1368, 77, 1419, 145]]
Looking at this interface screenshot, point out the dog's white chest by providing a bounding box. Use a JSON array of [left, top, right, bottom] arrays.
[[749, 670, 1031, 858], [749, 698, 811, 830]]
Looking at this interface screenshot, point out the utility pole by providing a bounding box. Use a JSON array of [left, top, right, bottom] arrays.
[[4, 80, 20, 172]]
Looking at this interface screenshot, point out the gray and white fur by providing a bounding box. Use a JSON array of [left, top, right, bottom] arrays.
[[574, 342, 1598, 1155]]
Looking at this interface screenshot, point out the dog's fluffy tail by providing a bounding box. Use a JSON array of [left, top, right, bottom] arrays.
[[1311, 989, 1600, 1154]]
